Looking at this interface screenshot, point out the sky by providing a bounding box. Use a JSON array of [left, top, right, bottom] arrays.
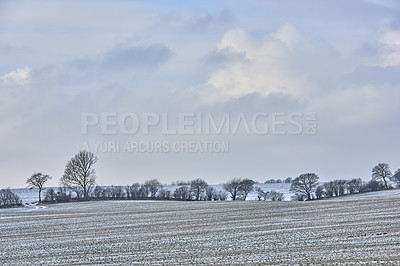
[[0, 0, 399, 188]]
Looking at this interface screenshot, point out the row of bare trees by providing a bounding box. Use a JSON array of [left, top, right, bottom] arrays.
[[40, 176, 284, 202], [289, 163, 400, 201], [89, 179, 228, 201], [26, 150, 97, 202], [255, 189, 284, 201], [24, 150, 277, 203], [222, 178, 284, 201], [24, 150, 399, 203], [40, 178, 227, 202]]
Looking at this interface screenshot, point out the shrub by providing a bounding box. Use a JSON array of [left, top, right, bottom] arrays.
[[0, 188, 22, 208]]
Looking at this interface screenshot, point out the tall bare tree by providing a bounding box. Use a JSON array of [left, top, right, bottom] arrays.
[[173, 186, 190, 200], [190, 178, 208, 200], [26, 172, 52, 203], [125, 183, 140, 200], [315, 185, 324, 199], [346, 178, 363, 194], [144, 179, 163, 198], [323, 181, 335, 197], [372, 163, 392, 189], [290, 173, 319, 200], [223, 178, 242, 200], [256, 187, 269, 201], [60, 150, 98, 199], [238, 179, 255, 200], [333, 179, 347, 196]]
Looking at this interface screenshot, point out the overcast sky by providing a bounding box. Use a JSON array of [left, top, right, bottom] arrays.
[[1, 0, 399, 188]]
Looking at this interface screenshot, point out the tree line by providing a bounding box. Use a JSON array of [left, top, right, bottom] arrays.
[[290, 163, 400, 201], [40, 177, 285, 203], [2, 150, 399, 207], [21, 150, 286, 204]]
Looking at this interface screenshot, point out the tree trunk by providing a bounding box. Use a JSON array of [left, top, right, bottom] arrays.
[[38, 187, 42, 203]]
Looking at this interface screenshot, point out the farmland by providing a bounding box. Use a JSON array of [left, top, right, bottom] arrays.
[[1, 190, 400, 265]]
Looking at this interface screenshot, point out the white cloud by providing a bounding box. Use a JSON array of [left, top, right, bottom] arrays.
[[0, 67, 31, 85], [197, 24, 335, 103], [272, 24, 311, 52], [196, 24, 400, 129], [0, 68, 32, 115], [379, 28, 400, 66]]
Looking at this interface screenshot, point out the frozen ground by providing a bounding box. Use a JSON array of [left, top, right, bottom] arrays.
[[1, 189, 399, 265], [12, 183, 293, 204]]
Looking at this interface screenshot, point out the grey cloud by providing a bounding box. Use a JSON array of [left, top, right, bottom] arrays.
[[204, 47, 247, 66], [68, 43, 174, 72], [185, 9, 236, 32], [102, 44, 173, 70], [61, 43, 173, 85], [354, 42, 385, 63], [156, 11, 183, 27]]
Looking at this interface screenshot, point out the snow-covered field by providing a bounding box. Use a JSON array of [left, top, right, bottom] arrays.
[[12, 183, 293, 204], [1, 189, 399, 264]]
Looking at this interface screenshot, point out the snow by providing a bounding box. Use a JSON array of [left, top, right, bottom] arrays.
[[1, 189, 400, 264]]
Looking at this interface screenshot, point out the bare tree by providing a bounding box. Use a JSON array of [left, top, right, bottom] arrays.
[[138, 186, 148, 199], [216, 190, 228, 201], [346, 178, 363, 194], [157, 188, 171, 200], [44, 188, 56, 203], [60, 150, 98, 199], [333, 179, 347, 196], [70, 187, 84, 199], [364, 179, 385, 191], [372, 163, 392, 189], [93, 186, 104, 199], [190, 178, 208, 200], [144, 179, 163, 198], [269, 191, 284, 201], [205, 186, 216, 201], [171, 180, 191, 186], [315, 185, 324, 199], [323, 181, 336, 197], [55, 187, 71, 202], [290, 173, 319, 200], [26, 172, 52, 203], [109, 186, 124, 199], [292, 193, 306, 201], [0, 188, 21, 208], [173, 186, 190, 200], [223, 178, 242, 200], [256, 187, 269, 201], [238, 179, 255, 200], [125, 183, 140, 200]]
